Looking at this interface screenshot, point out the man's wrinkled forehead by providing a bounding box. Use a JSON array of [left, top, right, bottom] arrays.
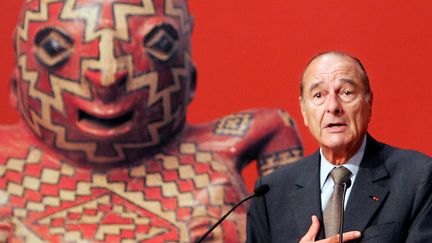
[[300, 53, 365, 95], [304, 54, 359, 79]]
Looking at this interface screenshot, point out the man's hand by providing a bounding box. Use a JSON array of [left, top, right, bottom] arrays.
[[299, 215, 361, 243]]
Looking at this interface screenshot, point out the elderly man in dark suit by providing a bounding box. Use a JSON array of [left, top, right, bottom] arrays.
[[247, 51, 432, 243]]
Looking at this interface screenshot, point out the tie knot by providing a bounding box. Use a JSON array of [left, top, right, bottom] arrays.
[[330, 166, 352, 185]]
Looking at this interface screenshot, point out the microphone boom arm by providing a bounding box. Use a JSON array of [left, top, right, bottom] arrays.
[[196, 193, 255, 243], [196, 184, 270, 243]]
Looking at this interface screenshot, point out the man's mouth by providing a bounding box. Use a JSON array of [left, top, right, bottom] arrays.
[[326, 123, 346, 128], [324, 123, 347, 132]]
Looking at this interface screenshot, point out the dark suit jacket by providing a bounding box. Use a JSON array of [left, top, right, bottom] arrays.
[[247, 135, 432, 242]]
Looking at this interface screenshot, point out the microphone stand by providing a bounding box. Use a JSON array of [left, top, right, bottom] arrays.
[[339, 179, 351, 243], [196, 193, 255, 243], [196, 184, 270, 243]]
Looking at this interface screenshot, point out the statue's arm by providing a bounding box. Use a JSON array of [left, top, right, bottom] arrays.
[[210, 108, 303, 176]]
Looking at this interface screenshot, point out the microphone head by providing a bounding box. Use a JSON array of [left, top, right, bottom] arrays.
[[254, 184, 270, 197], [344, 179, 352, 189]]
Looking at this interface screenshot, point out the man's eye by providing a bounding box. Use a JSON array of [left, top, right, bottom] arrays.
[[34, 27, 73, 68], [311, 92, 325, 105], [144, 23, 179, 62], [340, 89, 357, 102]]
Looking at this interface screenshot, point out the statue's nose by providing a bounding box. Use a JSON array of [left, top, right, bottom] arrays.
[[84, 69, 128, 103]]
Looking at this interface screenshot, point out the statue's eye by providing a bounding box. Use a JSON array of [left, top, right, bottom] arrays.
[[34, 27, 73, 68], [144, 23, 179, 62], [42, 39, 67, 57]]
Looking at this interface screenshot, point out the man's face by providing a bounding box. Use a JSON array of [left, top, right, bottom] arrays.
[[14, 0, 194, 164], [300, 54, 372, 158]]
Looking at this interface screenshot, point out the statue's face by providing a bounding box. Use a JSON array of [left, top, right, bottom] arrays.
[[14, 0, 194, 164]]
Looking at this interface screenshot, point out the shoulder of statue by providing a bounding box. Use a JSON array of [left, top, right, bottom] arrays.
[[182, 108, 303, 168], [183, 108, 298, 142]]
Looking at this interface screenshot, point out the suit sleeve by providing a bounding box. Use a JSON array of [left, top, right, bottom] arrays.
[[247, 178, 271, 243], [405, 158, 432, 242]]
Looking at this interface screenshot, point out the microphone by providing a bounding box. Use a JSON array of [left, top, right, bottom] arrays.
[[339, 179, 352, 243], [253, 184, 270, 197], [196, 184, 270, 243]]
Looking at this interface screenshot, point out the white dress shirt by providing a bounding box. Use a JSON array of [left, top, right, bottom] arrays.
[[320, 136, 367, 210]]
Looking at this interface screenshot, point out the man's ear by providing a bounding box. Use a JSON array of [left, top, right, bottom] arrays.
[[187, 64, 197, 105], [299, 96, 309, 127], [368, 91, 373, 118], [189, 14, 194, 34]]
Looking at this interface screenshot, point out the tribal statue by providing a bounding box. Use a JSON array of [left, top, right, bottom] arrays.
[[0, 0, 303, 242]]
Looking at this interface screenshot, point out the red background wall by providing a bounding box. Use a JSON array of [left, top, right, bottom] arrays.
[[1, 1, 431, 192]]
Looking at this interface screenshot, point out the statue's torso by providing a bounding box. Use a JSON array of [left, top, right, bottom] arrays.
[[0, 131, 247, 243], [0, 109, 303, 242]]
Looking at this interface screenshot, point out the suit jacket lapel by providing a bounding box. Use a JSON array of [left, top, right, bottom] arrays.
[[287, 151, 326, 240], [344, 135, 390, 233]]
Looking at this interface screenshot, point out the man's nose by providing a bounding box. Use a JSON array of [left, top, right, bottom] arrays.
[[84, 69, 128, 103], [326, 93, 343, 115]]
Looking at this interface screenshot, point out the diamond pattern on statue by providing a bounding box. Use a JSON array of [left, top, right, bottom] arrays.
[[1, 142, 244, 242], [32, 194, 177, 242]]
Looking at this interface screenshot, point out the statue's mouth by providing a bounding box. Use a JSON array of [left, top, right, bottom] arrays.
[[76, 109, 134, 137]]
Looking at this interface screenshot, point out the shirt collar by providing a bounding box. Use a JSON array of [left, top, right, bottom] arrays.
[[320, 136, 367, 189]]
